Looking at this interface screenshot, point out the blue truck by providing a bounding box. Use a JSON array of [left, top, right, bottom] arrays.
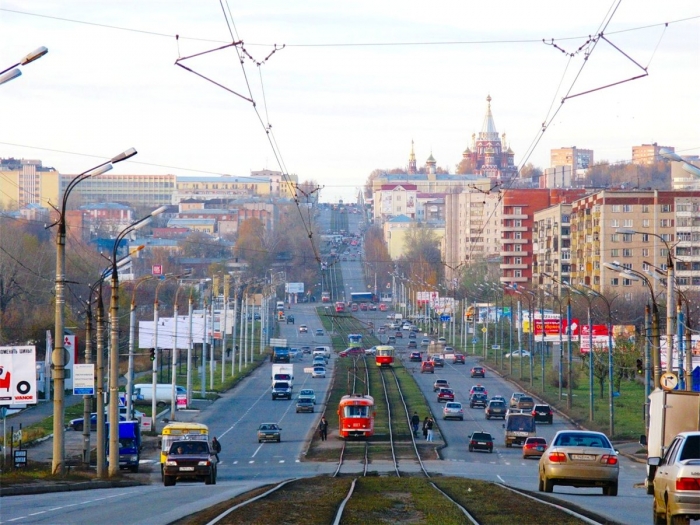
[[272, 347, 290, 363], [106, 420, 142, 472]]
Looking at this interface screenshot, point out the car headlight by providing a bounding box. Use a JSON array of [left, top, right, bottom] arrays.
[[198, 460, 210, 466], [131, 455, 138, 462], [165, 460, 177, 466]]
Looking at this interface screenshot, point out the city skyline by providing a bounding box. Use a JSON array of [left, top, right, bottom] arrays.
[[1, 1, 698, 203]]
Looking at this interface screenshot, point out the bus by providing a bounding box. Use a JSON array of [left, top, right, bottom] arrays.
[[160, 422, 209, 477], [335, 301, 345, 313], [350, 292, 375, 303]]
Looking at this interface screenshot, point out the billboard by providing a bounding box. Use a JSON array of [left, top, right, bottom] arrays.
[[285, 282, 304, 294], [0, 345, 38, 405]]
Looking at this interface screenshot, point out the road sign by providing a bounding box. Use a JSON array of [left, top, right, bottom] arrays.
[[492, 345, 501, 350], [152, 264, 163, 276], [481, 327, 487, 333], [73, 363, 95, 396], [471, 337, 478, 344], [13, 449, 27, 468], [0, 345, 37, 405], [440, 315, 451, 322], [661, 372, 679, 391]]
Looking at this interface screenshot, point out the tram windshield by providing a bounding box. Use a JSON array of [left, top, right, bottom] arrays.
[[344, 405, 369, 418], [377, 348, 392, 357]]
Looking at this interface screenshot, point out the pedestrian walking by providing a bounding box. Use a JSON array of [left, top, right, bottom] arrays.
[[422, 417, 429, 440], [411, 411, 420, 437], [319, 416, 328, 441], [211, 436, 222, 462], [426, 418, 434, 442]]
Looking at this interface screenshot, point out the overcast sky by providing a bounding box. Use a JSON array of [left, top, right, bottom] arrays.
[[1, 1, 698, 203]]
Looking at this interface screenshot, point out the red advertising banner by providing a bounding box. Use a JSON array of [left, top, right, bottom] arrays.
[[533, 318, 580, 336]]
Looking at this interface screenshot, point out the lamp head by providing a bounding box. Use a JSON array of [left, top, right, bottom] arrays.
[[0, 68, 21, 86], [21, 46, 48, 65]]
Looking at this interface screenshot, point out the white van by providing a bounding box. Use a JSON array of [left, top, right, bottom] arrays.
[[133, 383, 186, 405], [276, 301, 285, 311]]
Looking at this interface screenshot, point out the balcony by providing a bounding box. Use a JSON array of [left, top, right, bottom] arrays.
[[501, 225, 528, 232], [500, 276, 528, 283], [502, 213, 528, 220], [500, 249, 528, 257], [500, 263, 528, 270]]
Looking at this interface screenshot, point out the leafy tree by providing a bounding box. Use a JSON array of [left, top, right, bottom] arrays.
[[520, 163, 543, 180], [396, 225, 443, 288]]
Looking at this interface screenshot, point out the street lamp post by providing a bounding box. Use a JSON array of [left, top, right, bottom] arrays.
[[0, 46, 48, 86], [109, 207, 165, 476], [51, 148, 136, 475], [567, 285, 595, 422], [126, 276, 153, 422], [617, 228, 675, 376]]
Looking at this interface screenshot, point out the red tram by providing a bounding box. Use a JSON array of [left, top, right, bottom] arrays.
[[375, 345, 395, 367], [337, 394, 375, 438], [335, 301, 345, 313]]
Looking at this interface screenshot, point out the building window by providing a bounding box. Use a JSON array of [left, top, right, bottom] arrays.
[[611, 219, 620, 227], [611, 234, 619, 242], [642, 219, 650, 227], [612, 205, 621, 213], [513, 207, 522, 214], [661, 204, 672, 213], [641, 234, 649, 242], [514, 270, 522, 278], [623, 219, 633, 227], [623, 249, 632, 257], [610, 278, 619, 286], [642, 248, 649, 257], [642, 205, 650, 213], [660, 248, 669, 257], [661, 233, 673, 242], [611, 249, 619, 257], [623, 205, 632, 212], [623, 234, 633, 243], [660, 219, 673, 228], [623, 278, 633, 286], [642, 262, 649, 272], [514, 220, 522, 227]]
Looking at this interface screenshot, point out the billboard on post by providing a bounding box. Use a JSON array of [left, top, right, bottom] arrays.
[[0, 345, 38, 405], [285, 282, 304, 294]]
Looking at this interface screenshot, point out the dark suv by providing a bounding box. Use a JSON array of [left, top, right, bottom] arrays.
[[468, 431, 494, 453], [469, 392, 488, 408], [163, 440, 216, 486], [532, 403, 553, 424]]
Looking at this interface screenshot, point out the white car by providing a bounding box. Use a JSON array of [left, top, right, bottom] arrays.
[[505, 349, 531, 358], [299, 325, 308, 333], [443, 402, 464, 420], [364, 346, 377, 355], [298, 388, 316, 404], [312, 366, 326, 378]]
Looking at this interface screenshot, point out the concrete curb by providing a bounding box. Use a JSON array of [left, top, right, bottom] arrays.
[[0, 479, 144, 497]]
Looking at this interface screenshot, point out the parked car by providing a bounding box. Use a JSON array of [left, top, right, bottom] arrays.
[[469, 393, 488, 408], [485, 400, 507, 419], [443, 402, 464, 420], [257, 423, 282, 443], [650, 431, 700, 523], [437, 388, 455, 403], [505, 349, 531, 358], [469, 431, 494, 453], [538, 430, 619, 496], [409, 351, 422, 362], [532, 404, 553, 424], [470, 366, 485, 378], [420, 361, 435, 374], [433, 379, 450, 392], [523, 437, 548, 459], [299, 325, 308, 333], [454, 353, 466, 364], [163, 440, 216, 486]]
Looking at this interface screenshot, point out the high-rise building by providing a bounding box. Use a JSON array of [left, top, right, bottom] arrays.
[[0, 158, 59, 210], [533, 203, 573, 296], [550, 147, 594, 181], [632, 143, 674, 166]]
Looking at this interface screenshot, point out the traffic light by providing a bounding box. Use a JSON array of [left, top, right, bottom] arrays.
[[150, 348, 156, 362], [636, 358, 643, 375]]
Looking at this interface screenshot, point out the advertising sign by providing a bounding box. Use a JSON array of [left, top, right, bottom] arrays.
[[285, 282, 305, 294], [0, 345, 38, 405], [533, 318, 581, 337], [73, 363, 95, 396], [62, 334, 76, 390]]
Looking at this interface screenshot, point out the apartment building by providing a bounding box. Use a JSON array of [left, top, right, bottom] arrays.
[[632, 143, 674, 166], [0, 158, 59, 210], [61, 173, 176, 208], [373, 184, 418, 221], [533, 203, 573, 296], [444, 190, 502, 282], [569, 190, 700, 298], [550, 147, 594, 181], [500, 189, 586, 288], [671, 157, 700, 190]]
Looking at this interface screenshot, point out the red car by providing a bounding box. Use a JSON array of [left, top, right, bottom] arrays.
[[339, 347, 364, 357], [437, 388, 455, 403], [454, 354, 466, 364]]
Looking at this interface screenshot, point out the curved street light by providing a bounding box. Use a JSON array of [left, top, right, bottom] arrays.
[[51, 148, 136, 476], [108, 206, 165, 476], [0, 46, 48, 86]]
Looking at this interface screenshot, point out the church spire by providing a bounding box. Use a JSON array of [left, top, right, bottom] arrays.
[[408, 139, 417, 174], [480, 94, 499, 141]]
